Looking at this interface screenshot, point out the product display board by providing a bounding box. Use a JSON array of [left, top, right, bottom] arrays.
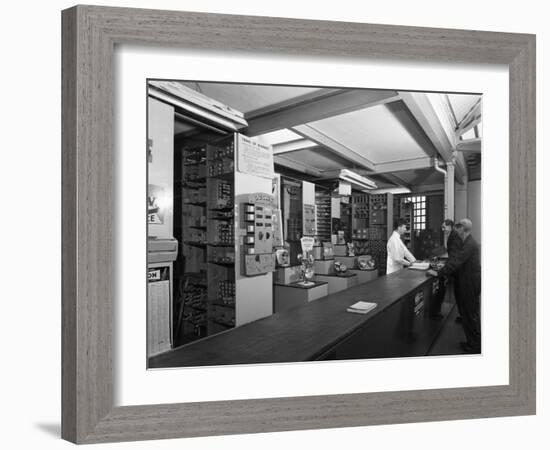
[[332, 199, 352, 243], [351, 193, 370, 255], [315, 186, 331, 242], [271, 208, 284, 248], [303, 203, 317, 236], [281, 177, 303, 266], [240, 193, 277, 276], [369, 193, 390, 275], [398, 198, 414, 249]]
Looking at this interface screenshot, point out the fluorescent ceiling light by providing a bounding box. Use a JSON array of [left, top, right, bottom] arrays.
[[369, 187, 412, 195], [338, 169, 377, 190]]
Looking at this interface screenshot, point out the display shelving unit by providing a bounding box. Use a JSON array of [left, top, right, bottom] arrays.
[[315, 186, 332, 243], [351, 192, 370, 255]]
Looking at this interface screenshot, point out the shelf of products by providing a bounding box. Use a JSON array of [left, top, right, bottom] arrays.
[[206, 137, 236, 337], [336, 200, 352, 243], [369, 193, 389, 275], [398, 198, 414, 249], [175, 145, 209, 344], [315, 187, 331, 242], [172, 140, 238, 345], [351, 193, 369, 254], [209, 280, 236, 328]]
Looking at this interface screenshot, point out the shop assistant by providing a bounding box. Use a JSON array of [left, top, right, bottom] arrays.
[[428, 218, 481, 353], [386, 219, 417, 274]]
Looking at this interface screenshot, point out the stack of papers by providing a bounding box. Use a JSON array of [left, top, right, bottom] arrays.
[[409, 262, 430, 270], [347, 301, 377, 315]]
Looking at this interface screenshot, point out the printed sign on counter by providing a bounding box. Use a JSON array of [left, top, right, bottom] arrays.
[[237, 134, 274, 179], [300, 236, 315, 253]]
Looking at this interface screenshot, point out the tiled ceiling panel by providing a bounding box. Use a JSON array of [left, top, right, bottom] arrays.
[[275, 147, 355, 172], [307, 101, 436, 164], [180, 82, 320, 115]]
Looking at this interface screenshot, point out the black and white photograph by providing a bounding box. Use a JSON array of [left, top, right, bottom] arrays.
[[146, 80, 483, 368], [2, 0, 544, 447]]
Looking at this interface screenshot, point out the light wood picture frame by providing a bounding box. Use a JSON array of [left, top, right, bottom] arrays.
[[61, 5, 536, 444]]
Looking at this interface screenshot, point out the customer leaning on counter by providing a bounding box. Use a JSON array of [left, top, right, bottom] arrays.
[[431, 219, 464, 319], [428, 218, 481, 353], [386, 218, 417, 274]]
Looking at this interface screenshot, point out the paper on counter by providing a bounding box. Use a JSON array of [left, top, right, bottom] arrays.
[[409, 262, 430, 270], [347, 301, 377, 314]]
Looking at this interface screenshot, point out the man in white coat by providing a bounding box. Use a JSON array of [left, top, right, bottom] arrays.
[[386, 219, 417, 274]]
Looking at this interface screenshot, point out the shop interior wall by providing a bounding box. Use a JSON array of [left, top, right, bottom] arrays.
[[467, 180, 482, 243], [455, 182, 468, 222]]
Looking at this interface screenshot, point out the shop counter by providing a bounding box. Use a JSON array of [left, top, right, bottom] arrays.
[[348, 268, 378, 284], [149, 269, 451, 368], [315, 272, 358, 294], [273, 280, 329, 313]]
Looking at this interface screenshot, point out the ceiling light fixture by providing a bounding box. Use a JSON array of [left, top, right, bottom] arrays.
[[338, 169, 377, 191]]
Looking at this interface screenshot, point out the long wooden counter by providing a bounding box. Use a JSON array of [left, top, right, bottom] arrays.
[[149, 268, 450, 368]]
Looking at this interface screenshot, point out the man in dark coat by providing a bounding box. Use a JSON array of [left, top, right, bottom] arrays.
[[430, 218, 481, 353], [430, 219, 463, 318]]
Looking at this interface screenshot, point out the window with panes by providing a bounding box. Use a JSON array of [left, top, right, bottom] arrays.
[[405, 195, 427, 231]]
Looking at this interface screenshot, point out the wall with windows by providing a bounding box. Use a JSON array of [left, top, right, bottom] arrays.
[[404, 195, 426, 230]]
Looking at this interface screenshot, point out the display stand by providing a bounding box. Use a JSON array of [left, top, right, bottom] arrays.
[[274, 265, 303, 284], [348, 268, 379, 284], [315, 272, 358, 295], [175, 133, 274, 345], [273, 281, 329, 313], [314, 259, 335, 275], [315, 186, 332, 242], [333, 244, 347, 256], [369, 193, 393, 275], [334, 255, 357, 269]]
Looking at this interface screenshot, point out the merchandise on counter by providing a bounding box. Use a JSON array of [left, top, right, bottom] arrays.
[[322, 242, 334, 260], [346, 301, 377, 315], [276, 248, 290, 266]]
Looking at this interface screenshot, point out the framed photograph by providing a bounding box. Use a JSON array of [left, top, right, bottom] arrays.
[[62, 5, 535, 444]]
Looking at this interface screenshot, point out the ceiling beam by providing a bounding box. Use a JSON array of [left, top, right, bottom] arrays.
[[444, 94, 459, 128], [373, 157, 433, 174], [272, 139, 319, 155], [455, 98, 482, 135], [456, 138, 481, 153], [273, 155, 322, 177], [380, 173, 411, 190], [399, 91, 466, 184], [456, 114, 481, 137], [245, 89, 401, 137], [409, 183, 444, 193], [291, 124, 376, 170], [246, 88, 340, 119]]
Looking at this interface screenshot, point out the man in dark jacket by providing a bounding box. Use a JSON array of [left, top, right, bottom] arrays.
[[430, 219, 463, 318], [430, 218, 481, 353]]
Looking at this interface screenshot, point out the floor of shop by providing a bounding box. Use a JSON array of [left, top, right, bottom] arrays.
[[427, 304, 470, 356]]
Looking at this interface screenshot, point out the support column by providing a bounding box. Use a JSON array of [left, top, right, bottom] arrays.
[[455, 176, 468, 221], [445, 162, 455, 221], [386, 193, 394, 238]]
